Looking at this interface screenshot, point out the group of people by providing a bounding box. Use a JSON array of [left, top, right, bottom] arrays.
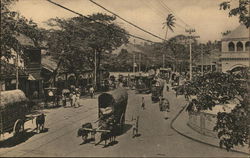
[[62, 90, 81, 108]]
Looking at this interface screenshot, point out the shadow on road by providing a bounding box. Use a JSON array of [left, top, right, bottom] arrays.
[[79, 138, 95, 145], [0, 128, 49, 148], [117, 124, 132, 136], [0, 130, 36, 148]]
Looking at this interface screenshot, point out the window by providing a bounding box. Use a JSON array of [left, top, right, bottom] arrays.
[[246, 41, 250, 51], [236, 41, 243, 51], [228, 42, 235, 51]]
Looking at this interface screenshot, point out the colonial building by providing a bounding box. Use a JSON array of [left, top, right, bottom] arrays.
[[220, 24, 250, 72], [1, 34, 44, 99], [194, 49, 221, 73]]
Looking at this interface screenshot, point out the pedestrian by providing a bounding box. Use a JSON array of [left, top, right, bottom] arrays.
[[166, 85, 169, 92], [75, 91, 80, 108], [62, 93, 67, 107], [161, 98, 170, 119], [71, 92, 76, 107], [141, 97, 145, 110], [69, 92, 73, 107], [132, 115, 139, 138], [89, 86, 94, 98]]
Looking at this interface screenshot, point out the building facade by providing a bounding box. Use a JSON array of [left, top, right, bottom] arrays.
[[220, 24, 250, 72]]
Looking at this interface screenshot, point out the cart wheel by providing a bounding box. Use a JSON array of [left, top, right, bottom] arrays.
[[13, 119, 24, 136]]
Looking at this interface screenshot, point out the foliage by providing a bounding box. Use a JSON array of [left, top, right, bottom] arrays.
[[1, 0, 44, 59], [162, 14, 176, 32], [184, 69, 249, 150], [46, 14, 129, 85], [162, 14, 176, 40], [220, 0, 250, 27]]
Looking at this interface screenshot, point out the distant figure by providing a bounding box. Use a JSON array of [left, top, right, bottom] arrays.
[[62, 93, 67, 107], [141, 97, 145, 110], [166, 85, 169, 92], [132, 116, 139, 138], [72, 92, 76, 107], [75, 91, 80, 108], [89, 86, 94, 98], [69, 92, 73, 107]]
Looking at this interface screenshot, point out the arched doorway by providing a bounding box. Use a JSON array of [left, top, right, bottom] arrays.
[[68, 75, 76, 87]]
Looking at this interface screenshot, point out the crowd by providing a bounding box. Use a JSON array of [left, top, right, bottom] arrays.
[[61, 85, 95, 108]]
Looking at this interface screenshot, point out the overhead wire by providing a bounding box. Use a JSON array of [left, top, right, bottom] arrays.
[[143, 0, 189, 31], [159, 0, 192, 29], [89, 0, 166, 41], [46, 0, 160, 43]]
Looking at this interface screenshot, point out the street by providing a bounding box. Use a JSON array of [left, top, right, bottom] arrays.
[[0, 85, 247, 157]]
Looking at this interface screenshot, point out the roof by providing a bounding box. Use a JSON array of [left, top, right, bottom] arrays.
[[222, 24, 250, 40], [41, 55, 93, 73], [0, 60, 28, 79], [41, 55, 58, 72], [112, 43, 141, 54], [15, 34, 35, 47]]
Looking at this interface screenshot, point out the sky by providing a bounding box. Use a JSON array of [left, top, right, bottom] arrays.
[[12, 0, 240, 43]]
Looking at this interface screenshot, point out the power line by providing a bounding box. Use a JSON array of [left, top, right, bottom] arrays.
[[159, 0, 192, 29], [144, 0, 189, 30], [46, 0, 159, 43], [89, 0, 166, 41]]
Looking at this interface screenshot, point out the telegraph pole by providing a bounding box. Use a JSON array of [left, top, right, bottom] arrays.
[[163, 54, 165, 68], [16, 53, 19, 89], [133, 54, 136, 74], [94, 49, 97, 87], [185, 28, 199, 80], [139, 53, 141, 73], [201, 44, 204, 76]]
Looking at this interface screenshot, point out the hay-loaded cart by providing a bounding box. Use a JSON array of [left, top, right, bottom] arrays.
[[78, 88, 128, 144], [0, 90, 38, 137]]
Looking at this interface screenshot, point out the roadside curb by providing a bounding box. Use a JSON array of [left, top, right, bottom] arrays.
[[170, 104, 250, 156]]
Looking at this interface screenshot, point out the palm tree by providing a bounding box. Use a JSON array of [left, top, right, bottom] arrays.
[[162, 14, 176, 40]]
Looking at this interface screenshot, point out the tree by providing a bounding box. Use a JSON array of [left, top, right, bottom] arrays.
[[162, 14, 176, 40], [184, 69, 249, 151], [219, 0, 250, 27], [46, 14, 129, 87], [1, 0, 43, 60]]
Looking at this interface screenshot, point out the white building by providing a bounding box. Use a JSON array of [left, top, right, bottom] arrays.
[[220, 24, 250, 72]]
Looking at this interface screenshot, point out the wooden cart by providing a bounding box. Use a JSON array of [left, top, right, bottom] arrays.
[[78, 88, 128, 145], [0, 90, 29, 137]]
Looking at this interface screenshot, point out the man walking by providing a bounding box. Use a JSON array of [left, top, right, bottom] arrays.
[[89, 86, 94, 99], [141, 97, 145, 110]]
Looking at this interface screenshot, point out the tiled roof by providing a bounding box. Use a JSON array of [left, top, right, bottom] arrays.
[[41, 55, 93, 73], [15, 34, 35, 47], [112, 43, 141, 54], [222, 24, 250, 40]]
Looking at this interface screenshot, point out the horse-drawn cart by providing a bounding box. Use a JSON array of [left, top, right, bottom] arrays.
[[0, 90, 30, 137], [77, 88, 128, 146]]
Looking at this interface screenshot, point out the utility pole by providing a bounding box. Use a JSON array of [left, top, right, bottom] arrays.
[[94, 49, 97, 88], [185, 28, 199, 80], [139, 53, 141, 73], [133, 54, 136, 74], [163, 54, 165, 68], [201, 44, 204, 76], [16, 53, 19, 89]]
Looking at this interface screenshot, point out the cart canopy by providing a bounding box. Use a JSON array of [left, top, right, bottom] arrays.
[[0, 90, 28, 109], [98, 88, 128, 109]]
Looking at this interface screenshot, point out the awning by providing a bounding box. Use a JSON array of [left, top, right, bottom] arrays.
[[28, 74, 36, 80], [28, 74, 43, 80]]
